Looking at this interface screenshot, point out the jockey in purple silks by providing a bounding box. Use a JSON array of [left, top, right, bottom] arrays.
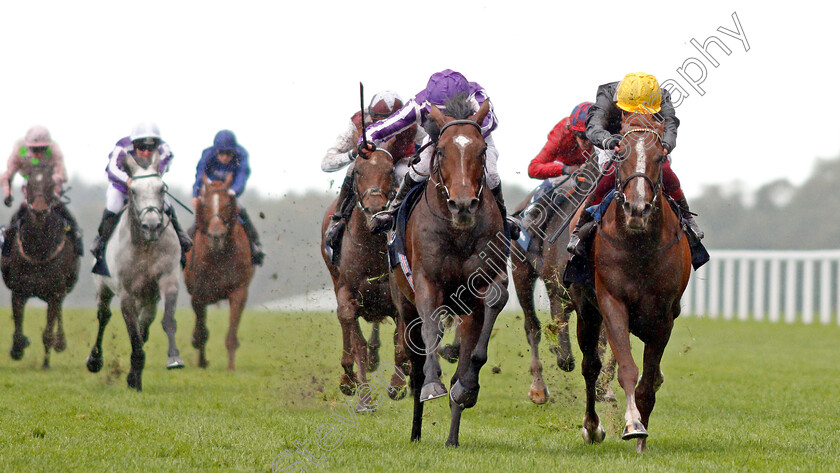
[[191, 129, 264, 266], [91, 122, 193, 274], [358, 69, 520, 238]]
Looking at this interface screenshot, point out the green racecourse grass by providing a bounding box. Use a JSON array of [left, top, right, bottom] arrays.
[[1, 307, 839, 472]]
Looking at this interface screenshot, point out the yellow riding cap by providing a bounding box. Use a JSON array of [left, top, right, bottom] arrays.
[[616, 72, 661, 114]]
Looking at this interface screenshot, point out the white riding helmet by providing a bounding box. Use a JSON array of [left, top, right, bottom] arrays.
[[130, 122, 162, 143]]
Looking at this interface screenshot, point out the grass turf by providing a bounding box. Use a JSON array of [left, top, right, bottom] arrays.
[[0, 307, 838, 472]]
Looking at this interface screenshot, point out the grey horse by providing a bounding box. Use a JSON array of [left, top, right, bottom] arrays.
[[85, 152, 183, 391]]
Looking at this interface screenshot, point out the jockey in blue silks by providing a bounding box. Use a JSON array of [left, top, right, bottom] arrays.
[[192, 129, 264, 266]]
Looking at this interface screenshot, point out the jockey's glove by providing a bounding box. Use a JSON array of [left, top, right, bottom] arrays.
[[347, 149, 358, 161], [604, 134, 622, 150]]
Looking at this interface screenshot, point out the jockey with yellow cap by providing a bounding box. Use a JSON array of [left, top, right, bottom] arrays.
[[567, 72, 704, 256]]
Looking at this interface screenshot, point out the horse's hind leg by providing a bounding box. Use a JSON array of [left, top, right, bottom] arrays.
[[226, 286, 248, 371], [53, 300, 67, 353], [161, 285, 183, 370], [366, 322, 381, 372], [595, 326, 617, 402], [546, 277, 575, 372], [87, 286, 113, 373], [9, 293, 30, 361], [514, 262, 548, 404], [42, 297, 61, 369], [191, 300, 209, 368], [402, 303, 425, 442], [573, 287, 606, 444], [437, 323, 461, 364]]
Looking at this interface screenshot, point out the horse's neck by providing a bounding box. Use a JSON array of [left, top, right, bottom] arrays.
[[19, 211, 64, 255]]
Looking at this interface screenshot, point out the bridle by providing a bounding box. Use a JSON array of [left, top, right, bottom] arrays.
[[613, 127, 664, 208], [430, 119, 487, 202], [197, 186, 237, 236], [130, 173, 170, 233], [354, 148, 397, 214]]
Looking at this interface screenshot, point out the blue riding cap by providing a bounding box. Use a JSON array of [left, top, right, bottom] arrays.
[[213, 130, 238, 151]]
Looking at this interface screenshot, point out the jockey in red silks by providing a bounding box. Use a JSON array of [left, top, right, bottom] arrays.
[[321, 91, 424, 248], [528, 101, 594, 180], [567, 72, 704, 256]]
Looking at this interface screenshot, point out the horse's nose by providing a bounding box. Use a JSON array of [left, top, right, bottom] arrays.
[[622, 200, 652, 218], [447, 198, 480, 215], [141, 221, 161, 234]]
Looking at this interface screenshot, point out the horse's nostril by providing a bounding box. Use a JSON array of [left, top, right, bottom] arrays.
[[447, 200, 458, 212], [643, 203, 652, 214], [468, 198, 480, 213]]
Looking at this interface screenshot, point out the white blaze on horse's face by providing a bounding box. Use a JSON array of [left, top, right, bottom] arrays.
[[635, 139, 647, 202], [454, 134, 472, 187]]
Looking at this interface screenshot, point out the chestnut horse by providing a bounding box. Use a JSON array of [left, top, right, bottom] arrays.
[[1, 164, 79, 368], [184, 174, 254, 370], [320, 136, 410, 410], [390, 96, 508, 446], [511, 153, 615, 404], [569, 113, 691, 452]]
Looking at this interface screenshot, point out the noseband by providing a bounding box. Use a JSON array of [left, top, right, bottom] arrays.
[[130, 174, 170, 230], [431, 120, 486, 201], [199, 188, 236, 235], [613, 127, 664, 206], [354, 149, 397, 213]]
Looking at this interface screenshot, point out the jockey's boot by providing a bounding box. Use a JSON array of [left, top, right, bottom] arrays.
[[239, 207, 265, 266], [325, 173, 355, 248], [567, 208, 596, 257], [675, 196, 704, 240], [165, 205, 193, 268], [370, 174, 421, 234], [91, 210, 118, 275], [492, 186, 521, 240], [55, 203, 83, 256]]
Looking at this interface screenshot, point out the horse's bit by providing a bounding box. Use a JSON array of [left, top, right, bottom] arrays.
[[354, 148, 397, 213]]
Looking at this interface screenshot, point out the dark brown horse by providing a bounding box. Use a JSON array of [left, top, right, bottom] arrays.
[[1, 163, 79, 368], [320, 136, 409, 410], [569, 113, 691, 452], [184, 174, 254, 370], [390, 97, 508, 446], [511, 154, 616, 404]]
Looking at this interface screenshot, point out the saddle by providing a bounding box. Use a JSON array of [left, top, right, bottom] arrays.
[[563, 192, 709, 286]]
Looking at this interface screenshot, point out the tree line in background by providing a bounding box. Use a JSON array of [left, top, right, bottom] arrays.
[[0, 155, 836, 308]]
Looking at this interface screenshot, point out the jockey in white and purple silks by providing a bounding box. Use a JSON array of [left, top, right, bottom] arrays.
[[91, 122, 193, 275], [358, 69, 519, 237]]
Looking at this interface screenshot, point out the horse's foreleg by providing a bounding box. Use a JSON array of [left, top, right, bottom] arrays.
[[635, 325, 673, 453], [573, 287, 606, 444], [404, 308, 425, 442], [9, 293, 29, 361], [226, 286, 248, 371], [514, 265, 548, 404], [546, 279, 575, 372], [161, 282, 183, 370], [598, 293, 645, 441], [191, 300, 209, 368], [54, 301, 67, 353], [336, 288, 359, 396], [415, 284, 447, 402], [121, 295, 145, 391], [87, 287, 113, 373]]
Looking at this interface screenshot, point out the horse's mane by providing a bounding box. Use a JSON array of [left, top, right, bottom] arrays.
[[424, 93, 473, 141]]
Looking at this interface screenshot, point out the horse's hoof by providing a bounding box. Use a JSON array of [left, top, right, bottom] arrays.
[[126, 371, 142, 391], [10, 334, 30, 360], [42, 358, 50, 370], [420, 380, 447, 402], [445, 438, 459, 447], [53, 337, 67, 353], [596, 384, 617, 403], [389, 384, 407, 401], [339, 383, 356, 396], [528, 386, 550, 405], [86, 349, 103, 373], [198, 357, 209, 369], [582, 423, 606, 444], [166, 356, 185, 370], [621, 421, 648, 440], [449, 380, 478, 408], [367, 349, 380, 373], [438, 345, 459, 364], [557, 355, 575, 372]]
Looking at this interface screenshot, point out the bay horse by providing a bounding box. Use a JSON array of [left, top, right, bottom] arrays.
[[511, 153, 616, 404], [184, 174, 254, 370], [86, 152, 183, 391], [1, 163, 79, 368], [390, 96, 508, 446], [569, 113, 691, 452], [320, 135, 410, 410]]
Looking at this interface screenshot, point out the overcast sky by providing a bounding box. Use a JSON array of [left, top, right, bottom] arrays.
[[1, 1, 837, 201]]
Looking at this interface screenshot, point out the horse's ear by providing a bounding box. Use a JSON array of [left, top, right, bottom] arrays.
[[124, 153, 139, 177], [429, 105, 447, 129], [470, 100, 491, 127], [224, 173, 233, 187]]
